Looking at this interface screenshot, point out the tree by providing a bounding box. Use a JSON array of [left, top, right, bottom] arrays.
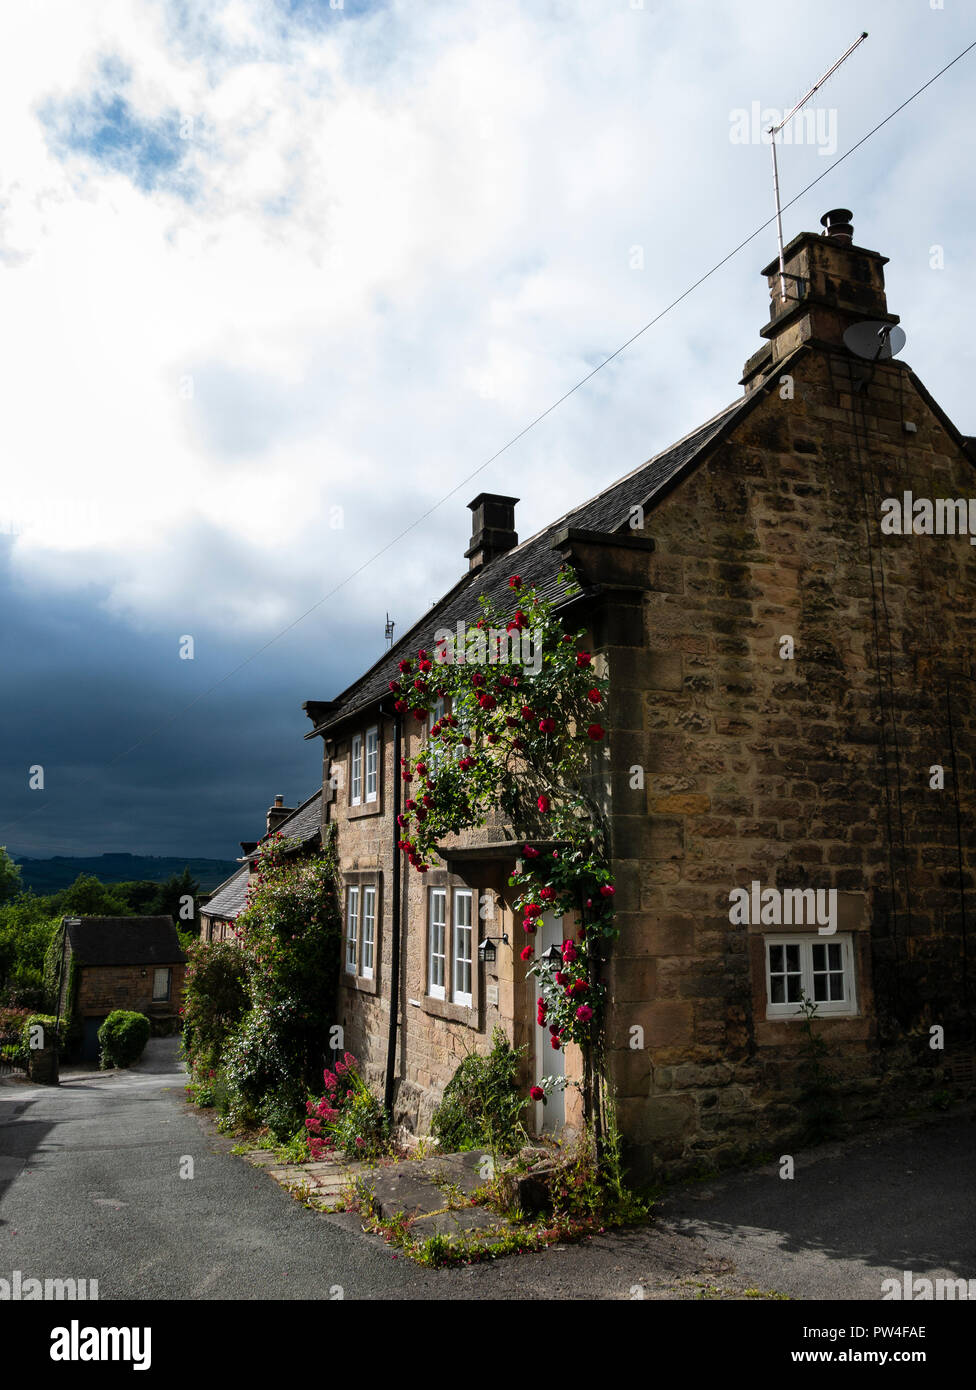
[[113, 880, 161, 915], [151, 868, 201, 933], [0, 847, 23, 905], [56, 874, 127, 917]]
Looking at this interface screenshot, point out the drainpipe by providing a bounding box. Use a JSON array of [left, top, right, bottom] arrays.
[[384, 708, 403, 1119]]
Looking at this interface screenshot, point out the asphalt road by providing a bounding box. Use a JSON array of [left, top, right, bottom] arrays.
[[1, 1039, 973, 1301]]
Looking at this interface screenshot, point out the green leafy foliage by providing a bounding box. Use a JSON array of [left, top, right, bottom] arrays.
[[0, 898, 60, 1009], [181, 940, 249, 1077], [431, 1028, 528, 1156], [98, 1010, 151, 1068], [182, 836, 344, 1140], [0, 847, 23, 905]]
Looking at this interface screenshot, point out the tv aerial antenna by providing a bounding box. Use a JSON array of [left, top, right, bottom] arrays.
[[768, 31, 869, 303]]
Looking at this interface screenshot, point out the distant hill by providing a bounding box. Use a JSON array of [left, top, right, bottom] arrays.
[[13, 854, 241, 896]]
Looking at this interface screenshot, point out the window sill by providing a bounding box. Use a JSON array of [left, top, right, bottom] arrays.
[[343, 973, 380, 996], [347, 800, 383, 820], [422, 994, 479, 1027]]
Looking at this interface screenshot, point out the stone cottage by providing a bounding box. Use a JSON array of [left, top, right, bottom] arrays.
[[297, 210, 976, 1176], [58, 916, 188, 1062]]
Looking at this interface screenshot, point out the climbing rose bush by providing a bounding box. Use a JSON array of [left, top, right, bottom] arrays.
[[392, 569, 617, 1086]]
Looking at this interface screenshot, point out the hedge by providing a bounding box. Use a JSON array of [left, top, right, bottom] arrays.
[[98, 1010, 151, 1069]]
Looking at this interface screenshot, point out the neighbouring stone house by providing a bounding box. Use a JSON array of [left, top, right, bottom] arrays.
[[57, 916, 188, 1062], [283, 210, 973, 1177], [200, 791, 323, 943]]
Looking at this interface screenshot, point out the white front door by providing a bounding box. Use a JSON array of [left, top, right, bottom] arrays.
[[534, 912, 565, 1134]]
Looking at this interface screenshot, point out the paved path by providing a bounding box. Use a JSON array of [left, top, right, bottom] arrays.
[[1, 1040, 972, 1300]]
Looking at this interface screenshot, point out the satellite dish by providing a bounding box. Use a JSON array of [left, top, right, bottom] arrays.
[[843, 320, 907, 360]]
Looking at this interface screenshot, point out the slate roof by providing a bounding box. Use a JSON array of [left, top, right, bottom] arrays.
[[309, 393, 752, 734], [200, 866, 249, 922], [202, 789, 323, 922], [66, 917, 187, 966]]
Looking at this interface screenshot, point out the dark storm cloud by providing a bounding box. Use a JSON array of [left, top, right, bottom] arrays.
[[0, 535, 374, 859]]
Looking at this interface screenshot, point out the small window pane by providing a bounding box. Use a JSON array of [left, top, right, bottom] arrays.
[[453, 891, 473, 1004], [362, 886, 376, 978], [152, 967, 170, 1001], [365, 728, 378, 802], [351, 736, 363, 805], [429, 890, 446, 998], [345, 888, 359, 974]]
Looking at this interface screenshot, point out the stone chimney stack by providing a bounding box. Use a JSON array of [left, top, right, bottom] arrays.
[[266, 794, 294, 835], [465, 493, 519, 572], [741, 209, 900, 392]]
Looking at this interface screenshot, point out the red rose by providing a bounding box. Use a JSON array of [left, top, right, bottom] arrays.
[[587, 688, 601, 704], [405, 799, 416, 811], [538, 716, 556, 733], [416, 762, 427, 775], [576, 1005, 594, 1022], [523, 845, 540, 858], [587, 723, 605, 740], [539, 887, 555, 900], [530, 1085, 544, 1101], [472, 672, 485, 687], [388, 680, 400, 692], [600, 884, 615, 897], [412, 708, 427, 722], [550, 1036, 562, 1050], [520, 945, 534, 961], [509, 576, 522, 590], [521, 705, 533, 720], [537, 795, 550, 814], [398, 659, 413, 673], [576, 652, 592, 667], [394, 699, 407, 712], [522, 921, 538, 934]]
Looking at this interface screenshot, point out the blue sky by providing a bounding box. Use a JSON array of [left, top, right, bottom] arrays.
[[0, 0, 973, 859]]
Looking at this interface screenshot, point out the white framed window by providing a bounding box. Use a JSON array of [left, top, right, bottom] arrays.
[[453, 889, 473, 1007], [428, 889, 446, 999], [350, 734, 362, 806], [345, 886, 360, 975], [765, 934, 857, 1018], [362, 885, 376, 979], [152, 967, 171, 1001], [365, 726, 379, 802]]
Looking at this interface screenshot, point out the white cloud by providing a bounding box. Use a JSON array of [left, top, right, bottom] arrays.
[[0, 0, 972, 658]]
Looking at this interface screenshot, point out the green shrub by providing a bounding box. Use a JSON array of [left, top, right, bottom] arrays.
[[431, 1028, 527, 1156], [98, 1010, 151, 1069], [181, 939, 249, 1078]]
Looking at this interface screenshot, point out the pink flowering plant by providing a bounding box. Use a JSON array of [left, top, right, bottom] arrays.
[[392, 569, 617, 1144], [306, 1052, 390, 1161]]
